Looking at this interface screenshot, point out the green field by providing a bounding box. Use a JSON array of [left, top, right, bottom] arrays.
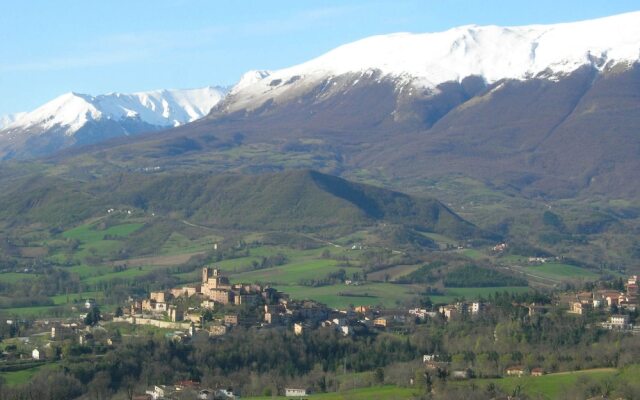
[[55, 221, 145, 261], [523, 263, 599, 281], [59, 263, 157, 285], [0, 272, 37, 284], [62, 222, 144, 241], [466, 368, 618, 399], [211, 256, 264, 273], [173, 244, 360, 286], [65, 264, 109, 279], [279, 283, 532, 309], [431, 286, 531, 303], [459, 249, 485, 260], [249, 385, 419, 399], [0, 365, 45, 386], [82, 265, 157, 285], [422, 232, 459, 246], [368, 264, 422, 282], [0, 291, 106, 317], [160, 232, 221, 255], [50, 291, 104, 305], [0, 305, 66, 316], [232, 259, 359, 285], [282, 283, 421, 309]]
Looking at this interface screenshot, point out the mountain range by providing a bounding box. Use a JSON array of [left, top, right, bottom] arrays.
[[214, 11, 640, 115], [3, 11, 640, 199], [0, 87, 227, 159]]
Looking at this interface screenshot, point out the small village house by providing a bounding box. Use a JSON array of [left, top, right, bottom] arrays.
[[451, 369, 471, 379], [224, 315, 239, 326], [506, 366, 526, 377], [531, 368, 545, 376], [285, 388, 308, 397]]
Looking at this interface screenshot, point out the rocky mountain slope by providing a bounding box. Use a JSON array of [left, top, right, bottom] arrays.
[[8, 12, 640, 199]]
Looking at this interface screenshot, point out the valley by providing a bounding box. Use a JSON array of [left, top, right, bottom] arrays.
[[0, 170, 614, 320], [1, 6, 640, 399]]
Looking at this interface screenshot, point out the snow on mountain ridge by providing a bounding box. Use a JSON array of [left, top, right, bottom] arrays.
[[0, 113, 27, 130], [226, 11, 640, 111], [231, 70, 272, 95], [2, 86, 227, 136]]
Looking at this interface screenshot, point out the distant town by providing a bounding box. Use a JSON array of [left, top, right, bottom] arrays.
[[2, 266, 638, 399]]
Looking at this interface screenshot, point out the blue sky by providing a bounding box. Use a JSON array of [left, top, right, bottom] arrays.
[[1, 0, 638, 115]]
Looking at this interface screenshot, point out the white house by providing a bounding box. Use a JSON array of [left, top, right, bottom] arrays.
[[198, 389, 214, 400], [214, 388, 237, 399], [285, 388, 308, 397], [146, 385, 170, 400], [610, 315, 631, 328], [32, 348, 42, 360], [471, 302, 485, 315], [339, 326, 350, 336], [423, 354, 439, 362]]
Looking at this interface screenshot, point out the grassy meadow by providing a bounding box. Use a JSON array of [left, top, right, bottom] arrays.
[[0, 206, 608, 317], [249, 385, 419, 399], [458, 368, 620, 399]]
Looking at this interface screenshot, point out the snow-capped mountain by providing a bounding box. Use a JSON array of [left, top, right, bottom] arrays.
[[217, 11, 640, 114], [187, 11, 638, 198], [0, 113, 27, 130], [0, 86, 227, 159], [2, 87, 226, 136], [4, 12, 640, 198]]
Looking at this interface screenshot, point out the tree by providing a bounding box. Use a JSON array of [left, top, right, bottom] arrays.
[[88, 371, 112, 400], [85, 306, 102, 326], [374, 367, 384, 384], [115, 306, 124, 317]]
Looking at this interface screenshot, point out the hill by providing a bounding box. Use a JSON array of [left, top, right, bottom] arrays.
[[0, 169, 484, 240]]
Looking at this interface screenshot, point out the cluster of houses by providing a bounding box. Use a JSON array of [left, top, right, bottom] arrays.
[[141, 383, 310, 399], [111, 264, 500, 341], [114, 267, 396, 340], [492, 243, 508, 253], [566, 276, 637, 314], [142, 383, 237, 400], [5, 264, 639, 398], [0, 319, 118, 364], [420, 354, 547, 380], [421, 354, 547, 380], [438, 301, 487, 320], [117, 266, 478, 339], [137, 267, 267, 312], [562, 275, 639, 333], [114, 267, 290, 336]]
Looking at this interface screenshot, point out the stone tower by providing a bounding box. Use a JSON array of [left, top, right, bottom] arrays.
[[202, 267, 212, 284]]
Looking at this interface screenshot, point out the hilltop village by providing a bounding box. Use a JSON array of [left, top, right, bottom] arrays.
[[116, 268, 640, 338], [113, 267, 335, 339], [2, 264, 639, 398]]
